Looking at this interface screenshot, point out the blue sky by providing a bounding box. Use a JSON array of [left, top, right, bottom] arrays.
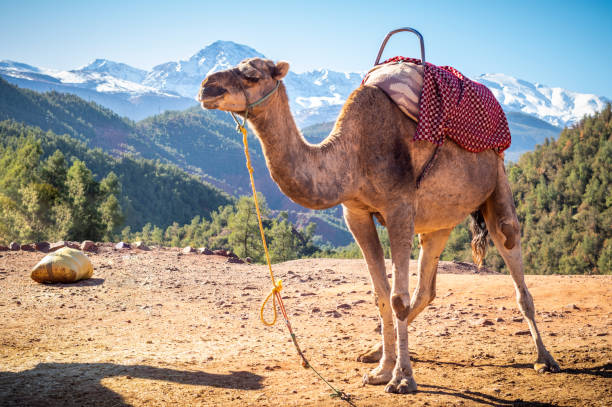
[[1, 0, 611, 96]]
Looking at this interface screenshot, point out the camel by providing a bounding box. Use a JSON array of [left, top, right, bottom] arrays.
[[197, 58, 560, 394]]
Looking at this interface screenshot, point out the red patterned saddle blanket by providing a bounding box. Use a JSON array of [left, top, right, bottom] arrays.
[[363, 56, 511, 154]]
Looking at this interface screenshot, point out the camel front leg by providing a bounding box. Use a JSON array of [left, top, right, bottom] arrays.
[[357, 228, 453, 364], [385, 205, 418, 394], [343, 207, 395, 385]]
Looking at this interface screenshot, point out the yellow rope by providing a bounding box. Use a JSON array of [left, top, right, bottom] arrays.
[[238, 125, 282, 326], [237, 121, 357, 406]]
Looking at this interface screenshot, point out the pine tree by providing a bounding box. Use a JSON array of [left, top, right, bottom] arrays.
[[228, 194, 268, 260], [99, 171, 124, 240], [66, 160, 103, 241]]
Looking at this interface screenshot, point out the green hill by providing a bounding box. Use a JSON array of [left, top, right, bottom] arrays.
[[0, 77, 161, 157], [508, 104, 611, 274], [0, 120, 232, 233]]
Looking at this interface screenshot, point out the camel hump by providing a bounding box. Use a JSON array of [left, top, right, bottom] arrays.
[[363, 62, 423, 122]]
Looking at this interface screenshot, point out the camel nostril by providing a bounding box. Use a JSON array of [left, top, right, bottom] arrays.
[[200, 86, 227, 99]]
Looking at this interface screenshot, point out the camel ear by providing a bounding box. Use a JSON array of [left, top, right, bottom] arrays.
[[272, 61, 289, 80]]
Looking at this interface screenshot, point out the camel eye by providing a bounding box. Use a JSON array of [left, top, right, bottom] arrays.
[[239, 65, 264, 82]]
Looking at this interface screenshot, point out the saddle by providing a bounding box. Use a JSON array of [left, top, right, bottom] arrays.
[[363, 56, 511, 154]]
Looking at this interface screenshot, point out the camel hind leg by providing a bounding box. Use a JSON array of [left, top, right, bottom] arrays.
[[481, 160, 560, 373]]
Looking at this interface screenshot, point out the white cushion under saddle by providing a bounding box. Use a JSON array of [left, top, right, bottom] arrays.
[[362, 62, 424, 123]]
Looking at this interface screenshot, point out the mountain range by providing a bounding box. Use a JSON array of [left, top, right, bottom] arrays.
[[2, 40, 607, 130]]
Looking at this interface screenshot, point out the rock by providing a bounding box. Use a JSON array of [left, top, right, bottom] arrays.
[[182, 246, 195, 254], [471, 318, 494, 327], [514, 330, 531, 336], [115, 241, 131, 250], [66, 241, 80, 249], [20, 243, 35, 252], [133, 241, 150, 251], [80, 240, 96, 252], [337, 303, 352, 310], [245, 257, 253, 263], [311, 307, 321, 313], [9, 242, 20, 251], [228, 252, 238, 258], [326, 310, 342, 318], [213, 249, 229, 256], [563, 303, 580, 311], [198, 247, 213, 255], [49, 241, 68, 252], [34, 242, 50, 252], [512, 316, 524, 323], [496, 317, 505, 323], [227, 257, 244, 264], [0, 245, 8, 251]]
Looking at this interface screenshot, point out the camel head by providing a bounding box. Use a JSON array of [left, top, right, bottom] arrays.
[[198, 58, 289, 112]]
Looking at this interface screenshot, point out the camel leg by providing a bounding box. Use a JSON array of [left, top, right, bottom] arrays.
[[403, 228, 452, 324], [343, 207, 396, 385], [357, 228, 452, 363], [385, 205, 418, 394], [481, 162, 560, 373]]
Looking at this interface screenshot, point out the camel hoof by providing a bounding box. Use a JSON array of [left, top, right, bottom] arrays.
[[534, 359, 560, 373], [384, 376, 418, 394], [357, 343, 383, 363], [363, 367, 393, 385]]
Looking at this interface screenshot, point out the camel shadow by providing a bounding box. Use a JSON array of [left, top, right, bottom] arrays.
[[0, 362, 263, 406], [414, 357, 611, 379], [419, 383, 559, 407], [561, 362, 611, 379]]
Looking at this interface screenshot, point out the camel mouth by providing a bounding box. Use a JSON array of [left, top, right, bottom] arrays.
[[198, 85, 227, 108]]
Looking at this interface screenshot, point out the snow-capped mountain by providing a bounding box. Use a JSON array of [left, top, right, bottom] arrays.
[[476, 73, 608, 128], [142, 41, 266, 97], [0, 58, 196, 119], [1, 40, 608, 128], [74, 59, 148, 83]]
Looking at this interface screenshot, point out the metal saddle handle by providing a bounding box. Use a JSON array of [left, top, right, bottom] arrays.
[[374, 27, 426, 66]]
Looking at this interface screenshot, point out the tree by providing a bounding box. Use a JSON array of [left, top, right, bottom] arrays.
[[228, 194, 269, 260], [269, 211, 299, 262], [99, 172, 124, 240], [66, 159, 103, 241]]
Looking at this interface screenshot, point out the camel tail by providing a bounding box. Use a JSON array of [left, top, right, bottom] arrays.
[[469, 210, 488, 268]]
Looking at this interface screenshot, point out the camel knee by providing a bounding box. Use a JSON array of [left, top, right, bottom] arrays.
[[501, 221, 519, 249], [391, 293, 410, 321]]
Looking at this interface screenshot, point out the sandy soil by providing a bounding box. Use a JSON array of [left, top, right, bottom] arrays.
[[0, 248, 610, 406]]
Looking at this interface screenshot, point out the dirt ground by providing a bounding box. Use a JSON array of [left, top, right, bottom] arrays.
[[0, 248, 610, 406]]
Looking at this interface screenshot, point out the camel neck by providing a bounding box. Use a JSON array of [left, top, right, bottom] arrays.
[[247, 83, 348, 209]]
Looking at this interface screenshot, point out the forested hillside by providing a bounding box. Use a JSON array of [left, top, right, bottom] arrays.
[[508, 104, 611, 274], [0, 77, 161, 157], [0, 121, 232, 240]]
